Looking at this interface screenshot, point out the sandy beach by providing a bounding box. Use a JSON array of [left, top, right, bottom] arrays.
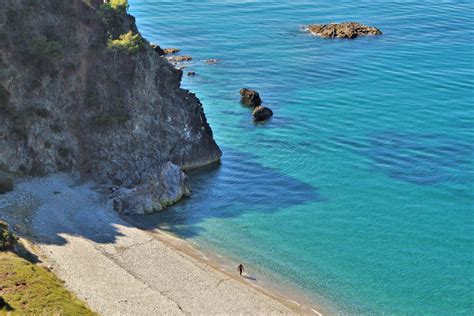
[[0, 174, 320, 315]]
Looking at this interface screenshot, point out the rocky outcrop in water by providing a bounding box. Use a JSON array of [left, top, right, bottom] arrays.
[[305, 22, 382, 39], [239, 89, 274, 122], [163, 48, 180, 55], [0, 0, 221, 214], [167, 55, 193, 63], [252, 106, 273, 122], [240, 88, 262, 107], [149, 45, 181, 57]]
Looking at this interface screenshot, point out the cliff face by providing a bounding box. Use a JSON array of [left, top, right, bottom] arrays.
[[0, 0, 222, 213]]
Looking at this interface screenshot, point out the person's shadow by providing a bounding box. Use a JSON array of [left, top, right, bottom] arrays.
[[242, 275, 257, 281]]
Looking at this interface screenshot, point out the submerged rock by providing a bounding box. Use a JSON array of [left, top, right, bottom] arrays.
[[252, 106, 273, 122], [187, 71, 196, 76], [113, 162, 191, 215], [305, 22, 382, 39], [240, 88, 262, 107]]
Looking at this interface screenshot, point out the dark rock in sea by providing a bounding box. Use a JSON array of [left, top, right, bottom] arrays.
[[240, 88, 262, 107], [0, 0, 221, 214], [0, 173, 14, 194], [252, 106, 273, 122], [205, 59, 221, 64], [167, 55, 193, 63], [150, 43, 165, 55], [305, 22, 382, 39], [187, 71, 196, 76], [163, 48, 180, 55]]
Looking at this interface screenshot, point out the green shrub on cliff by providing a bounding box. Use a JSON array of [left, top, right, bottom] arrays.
[[101, 0, 128, 15], [98, 4, 121, 23], [19, 36, 63, 77], [30, 36, 63, 58], [109, 0, 128, 11], [108, 31, 143, 55], [0, 221, 17, 251]]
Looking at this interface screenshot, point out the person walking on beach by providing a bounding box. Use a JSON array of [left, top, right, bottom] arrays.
[[237, 264, 244, 276]]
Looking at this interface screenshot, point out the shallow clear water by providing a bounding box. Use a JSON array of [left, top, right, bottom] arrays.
[[128, 0, 474, 314]]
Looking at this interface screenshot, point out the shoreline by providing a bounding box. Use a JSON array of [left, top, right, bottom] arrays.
[[124, 216, 326, 316], [0, 173, 322, 315]]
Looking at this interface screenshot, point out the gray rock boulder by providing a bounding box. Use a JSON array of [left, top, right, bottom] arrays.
[[113, 162, 191, 215]]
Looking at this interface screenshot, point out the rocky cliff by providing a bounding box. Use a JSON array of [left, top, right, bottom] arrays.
[[0, 0, 222, 214]]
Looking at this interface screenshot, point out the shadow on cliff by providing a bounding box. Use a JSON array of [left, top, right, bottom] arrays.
[[126, 149, 322, 238]]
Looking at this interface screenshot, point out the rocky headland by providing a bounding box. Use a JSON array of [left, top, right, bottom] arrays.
[[0, 0, 221, 214], [305, 22, 382, 39]]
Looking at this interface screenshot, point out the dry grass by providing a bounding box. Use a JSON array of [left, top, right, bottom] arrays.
[[0, 252, 95, 315]]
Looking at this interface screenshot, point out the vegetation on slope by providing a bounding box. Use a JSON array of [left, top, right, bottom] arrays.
[[108, 30, 144, 55], [0, 223, 95, 314], [0, 252, 96, 314], [107, 0, 128, 12], [0, 222, 17, 251]]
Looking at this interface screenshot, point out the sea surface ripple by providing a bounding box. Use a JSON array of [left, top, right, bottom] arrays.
[[129, 0, 474, 314]]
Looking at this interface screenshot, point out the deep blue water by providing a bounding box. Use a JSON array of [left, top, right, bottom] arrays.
[[128, 0, 474, 314]]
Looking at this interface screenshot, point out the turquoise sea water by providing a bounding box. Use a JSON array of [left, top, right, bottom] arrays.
[[128, 0, 474, 314]]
